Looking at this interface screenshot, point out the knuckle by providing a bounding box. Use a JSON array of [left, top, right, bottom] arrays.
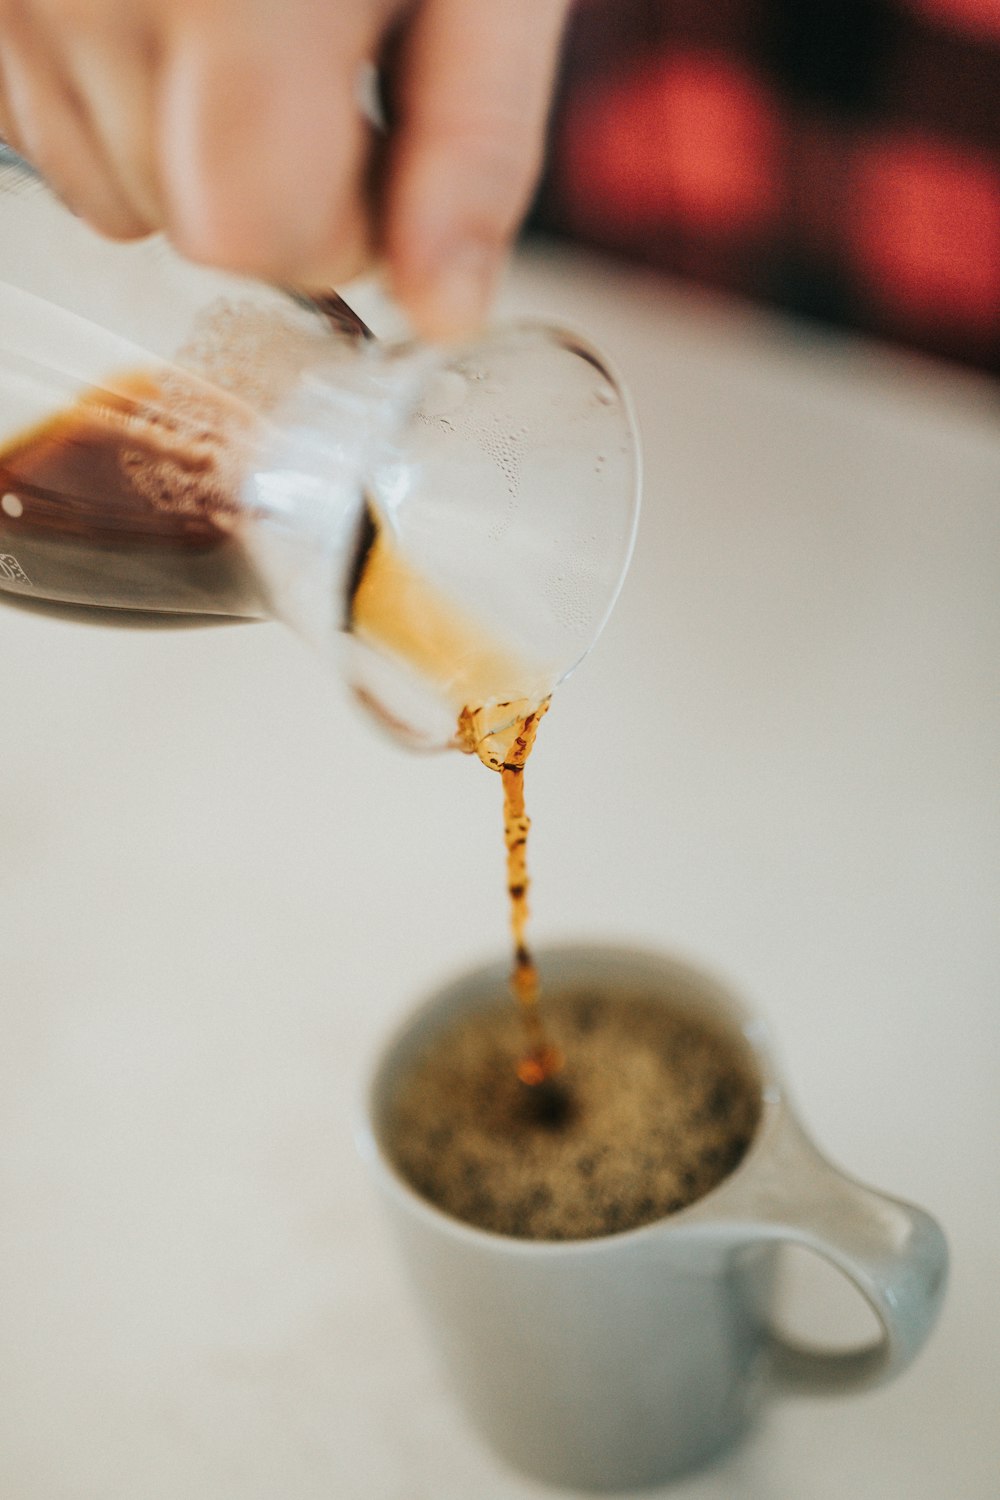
[[98, 216, 152, 243], [168, 200, 361, 286], [167, 213, 256, 274], [162, 180, 273, 276]]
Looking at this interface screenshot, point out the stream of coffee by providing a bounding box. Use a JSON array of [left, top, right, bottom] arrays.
[[348, 506, 562, 1085], [455, 699, 560, 1085]]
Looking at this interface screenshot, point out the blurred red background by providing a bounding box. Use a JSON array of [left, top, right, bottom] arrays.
[[529, 0, 1000, 373]]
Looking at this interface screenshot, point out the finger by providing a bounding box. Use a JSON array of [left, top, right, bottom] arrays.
[[0, 81, 25, 153], [382, 0, 570, 340], [158, 8, 375, 287], [62, 26, 163, 230], [0, 22, 152, 238]]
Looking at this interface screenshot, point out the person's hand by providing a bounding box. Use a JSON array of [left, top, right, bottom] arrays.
[[0, 0, 571, 338]]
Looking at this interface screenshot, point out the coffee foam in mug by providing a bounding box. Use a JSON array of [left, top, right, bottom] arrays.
[[386, 984, 762, 1241]]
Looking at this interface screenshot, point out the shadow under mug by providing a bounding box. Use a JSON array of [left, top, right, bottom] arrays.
[[358, 944, 948, 1492]]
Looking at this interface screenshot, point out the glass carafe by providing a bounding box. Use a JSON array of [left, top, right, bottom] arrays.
[[0, 147, 641, 749]]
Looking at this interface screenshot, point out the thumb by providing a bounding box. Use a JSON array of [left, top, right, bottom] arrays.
[[382, 0, 569, 340]]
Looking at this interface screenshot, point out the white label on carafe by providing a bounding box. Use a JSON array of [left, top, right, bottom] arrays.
[[0, 553, 31, 584]]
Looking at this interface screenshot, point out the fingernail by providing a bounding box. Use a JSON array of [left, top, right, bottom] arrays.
[[428, 239, 499, 340]]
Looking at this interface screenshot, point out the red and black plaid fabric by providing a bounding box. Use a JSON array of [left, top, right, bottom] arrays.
[[530, 0, 1000, 374]]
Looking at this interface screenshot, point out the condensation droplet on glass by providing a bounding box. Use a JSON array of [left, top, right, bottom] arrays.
[[420, 368, 468, 419]]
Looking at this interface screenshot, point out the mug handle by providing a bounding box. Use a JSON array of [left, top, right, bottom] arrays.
[[723, 1111, 948, 1394]]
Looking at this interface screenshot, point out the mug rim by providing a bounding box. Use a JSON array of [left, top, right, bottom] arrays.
[[357, 940, 787, 1256]]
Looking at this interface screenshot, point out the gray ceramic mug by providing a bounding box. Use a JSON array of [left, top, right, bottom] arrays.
[[359, 945, 948, 1492]]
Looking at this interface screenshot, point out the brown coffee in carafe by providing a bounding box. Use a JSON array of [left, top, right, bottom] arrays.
[[0, 373, 259, 618]]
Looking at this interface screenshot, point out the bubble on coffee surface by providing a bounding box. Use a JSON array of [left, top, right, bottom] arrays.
[[386, 986, 762, 1241]]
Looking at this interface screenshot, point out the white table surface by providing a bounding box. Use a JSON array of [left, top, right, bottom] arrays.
[[1, 245, 997, 1500]]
